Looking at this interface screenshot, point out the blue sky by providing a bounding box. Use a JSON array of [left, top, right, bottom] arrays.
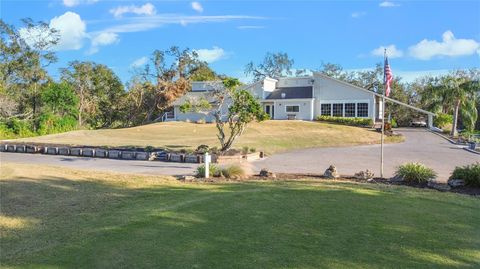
[[2, 0, 480, 83]]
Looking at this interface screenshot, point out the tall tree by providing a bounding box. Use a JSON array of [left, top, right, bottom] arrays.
[[245, 52, 297, 81], [180, 78, 268, 152], [0, 19, 59, 124], [61, 61, 124, 128]]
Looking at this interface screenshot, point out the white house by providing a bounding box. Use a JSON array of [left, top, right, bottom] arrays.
[[171, 72, 435, 127]]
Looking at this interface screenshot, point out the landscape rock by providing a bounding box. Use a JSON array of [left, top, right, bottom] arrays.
[[447, 179, 465, 188], [46, 147, 58, 155], [178, 175, 195, 181], [427, 180, 451, 191], [25, 145, 38, 153], [58, 147, 70, 155], [95, 149, 108, 158], [136, 152, 149, 160], [82, 148, 95, 157], [389, 175, 404, 182], [323, 165, 339, 179], [70, 148, 82, 156], [259, 168, 276, 178], [354, 169, 375, 180], [367, 178, 375, 183], [108, 150, 121, 159], [121, 151, 136, 160]]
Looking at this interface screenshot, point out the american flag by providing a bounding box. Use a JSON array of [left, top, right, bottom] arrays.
[[384, 57, 393, 97]]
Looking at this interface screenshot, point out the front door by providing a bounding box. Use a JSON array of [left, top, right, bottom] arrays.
[[265, 105, 275, 119]]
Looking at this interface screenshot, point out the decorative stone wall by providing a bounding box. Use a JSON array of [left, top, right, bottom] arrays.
[[0, 143, 264, 164]]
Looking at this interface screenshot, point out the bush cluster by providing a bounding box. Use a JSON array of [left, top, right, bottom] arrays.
[[195, 164, 245, 179], [0, 115, 78, 139], [316, 116, 373, 126], [395, 162, 437, 183], [450, 163, 480, 187]]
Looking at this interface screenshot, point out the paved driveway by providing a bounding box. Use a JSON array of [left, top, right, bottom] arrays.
[[253, 128, 478, 182], [0, 152, 199, 176], [1, 128, 477, 180]]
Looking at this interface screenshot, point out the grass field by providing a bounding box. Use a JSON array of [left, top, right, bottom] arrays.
[[11, 121, 403, 154], [1, 163, 479, 269]]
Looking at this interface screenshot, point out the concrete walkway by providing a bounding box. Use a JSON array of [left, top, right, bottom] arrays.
[[253, 128, 478, 182]]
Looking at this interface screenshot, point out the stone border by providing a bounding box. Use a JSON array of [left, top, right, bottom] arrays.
[[0, 143, 264, 164]]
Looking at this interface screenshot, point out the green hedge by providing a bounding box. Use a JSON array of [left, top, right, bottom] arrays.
[[316, 116, 373, 126], [450, 163, 480, 187]]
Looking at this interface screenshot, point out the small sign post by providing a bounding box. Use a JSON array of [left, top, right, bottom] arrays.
[[204, 152, 211, 178]]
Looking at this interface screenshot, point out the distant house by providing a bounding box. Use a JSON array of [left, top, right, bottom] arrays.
[[170, 72, 435, 127]]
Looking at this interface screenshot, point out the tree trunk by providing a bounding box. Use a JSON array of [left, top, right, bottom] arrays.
[[451, 99, 461, 137]]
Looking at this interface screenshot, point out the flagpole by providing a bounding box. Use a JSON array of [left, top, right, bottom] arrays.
[[381, 49, 386, 178]]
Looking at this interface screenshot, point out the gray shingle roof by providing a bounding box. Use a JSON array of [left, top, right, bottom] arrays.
[[266, 86, 313, 99]]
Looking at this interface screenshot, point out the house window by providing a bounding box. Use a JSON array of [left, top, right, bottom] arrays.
[[345, 103, 356, 117], [286, 105, 300, 113], [321, 104, 331, 116], [357, 103, 369, 117], [332, 103, 343, 117]]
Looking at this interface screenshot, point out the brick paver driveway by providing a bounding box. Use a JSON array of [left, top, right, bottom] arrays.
[[253, 128, 478, 182]]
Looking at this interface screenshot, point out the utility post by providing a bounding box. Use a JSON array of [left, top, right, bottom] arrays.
[[204, 152, 211, 178]]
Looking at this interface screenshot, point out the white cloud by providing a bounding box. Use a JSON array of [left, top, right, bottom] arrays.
[[98, 15, 264, 33], [110, 3, 156, 18], [409, 30, 480, 60], [194, 46, 226, 63], [62, 0, 98, 7], [87, 32, 119, 54], [63, 0, 80, 7], [130, 56, 148, 68], [371, 44, 404, 58], [351, 11, 366, 18], [379, 1, 400, 7], [191, 2, 203, 13], [49, 12, 87, 50], [237, 25, 265, 30]]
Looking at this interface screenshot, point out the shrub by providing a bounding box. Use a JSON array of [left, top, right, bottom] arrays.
[[395, 162, 437, 183], [37, 113, 77, 135], [450, 163, 480, 187], [241, 146, 249, 155], [434, 113, 453, 129], [144, 146, 155, 152], [316, 116, 373, 127], [390, 118, 398, 128], [221, 165, 246, 179], [249, 147, 256, 153], [195, 144, 210, 154], [195, 164, 219, 178]]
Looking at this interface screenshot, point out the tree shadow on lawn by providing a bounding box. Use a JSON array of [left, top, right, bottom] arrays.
[[1, 177, 479, 269]]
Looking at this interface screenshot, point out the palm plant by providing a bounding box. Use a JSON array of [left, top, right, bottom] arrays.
[[421, 72, 479, 136]]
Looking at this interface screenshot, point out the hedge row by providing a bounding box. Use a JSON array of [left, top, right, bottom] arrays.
[[316, 116, 373, 127]]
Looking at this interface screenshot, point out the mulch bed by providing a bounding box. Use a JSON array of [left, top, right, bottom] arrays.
[[189, 173, 480, 197]]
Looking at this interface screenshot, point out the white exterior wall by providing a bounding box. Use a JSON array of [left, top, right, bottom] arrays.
[[313, 74, 376, 121], [272, 99, 314, 120], [174, 98, 231, 122]]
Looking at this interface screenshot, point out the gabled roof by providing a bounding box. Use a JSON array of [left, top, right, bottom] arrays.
[[266, 86, 313, 100], [313, 72, 436, 116]]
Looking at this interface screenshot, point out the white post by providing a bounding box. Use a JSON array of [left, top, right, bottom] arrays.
[[204, 152, 210, 178], [381, 95, 385, 178]]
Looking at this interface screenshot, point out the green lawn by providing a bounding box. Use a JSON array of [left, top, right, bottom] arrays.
[[10, 120, 403, 154], [1, 163, 479, 269]]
